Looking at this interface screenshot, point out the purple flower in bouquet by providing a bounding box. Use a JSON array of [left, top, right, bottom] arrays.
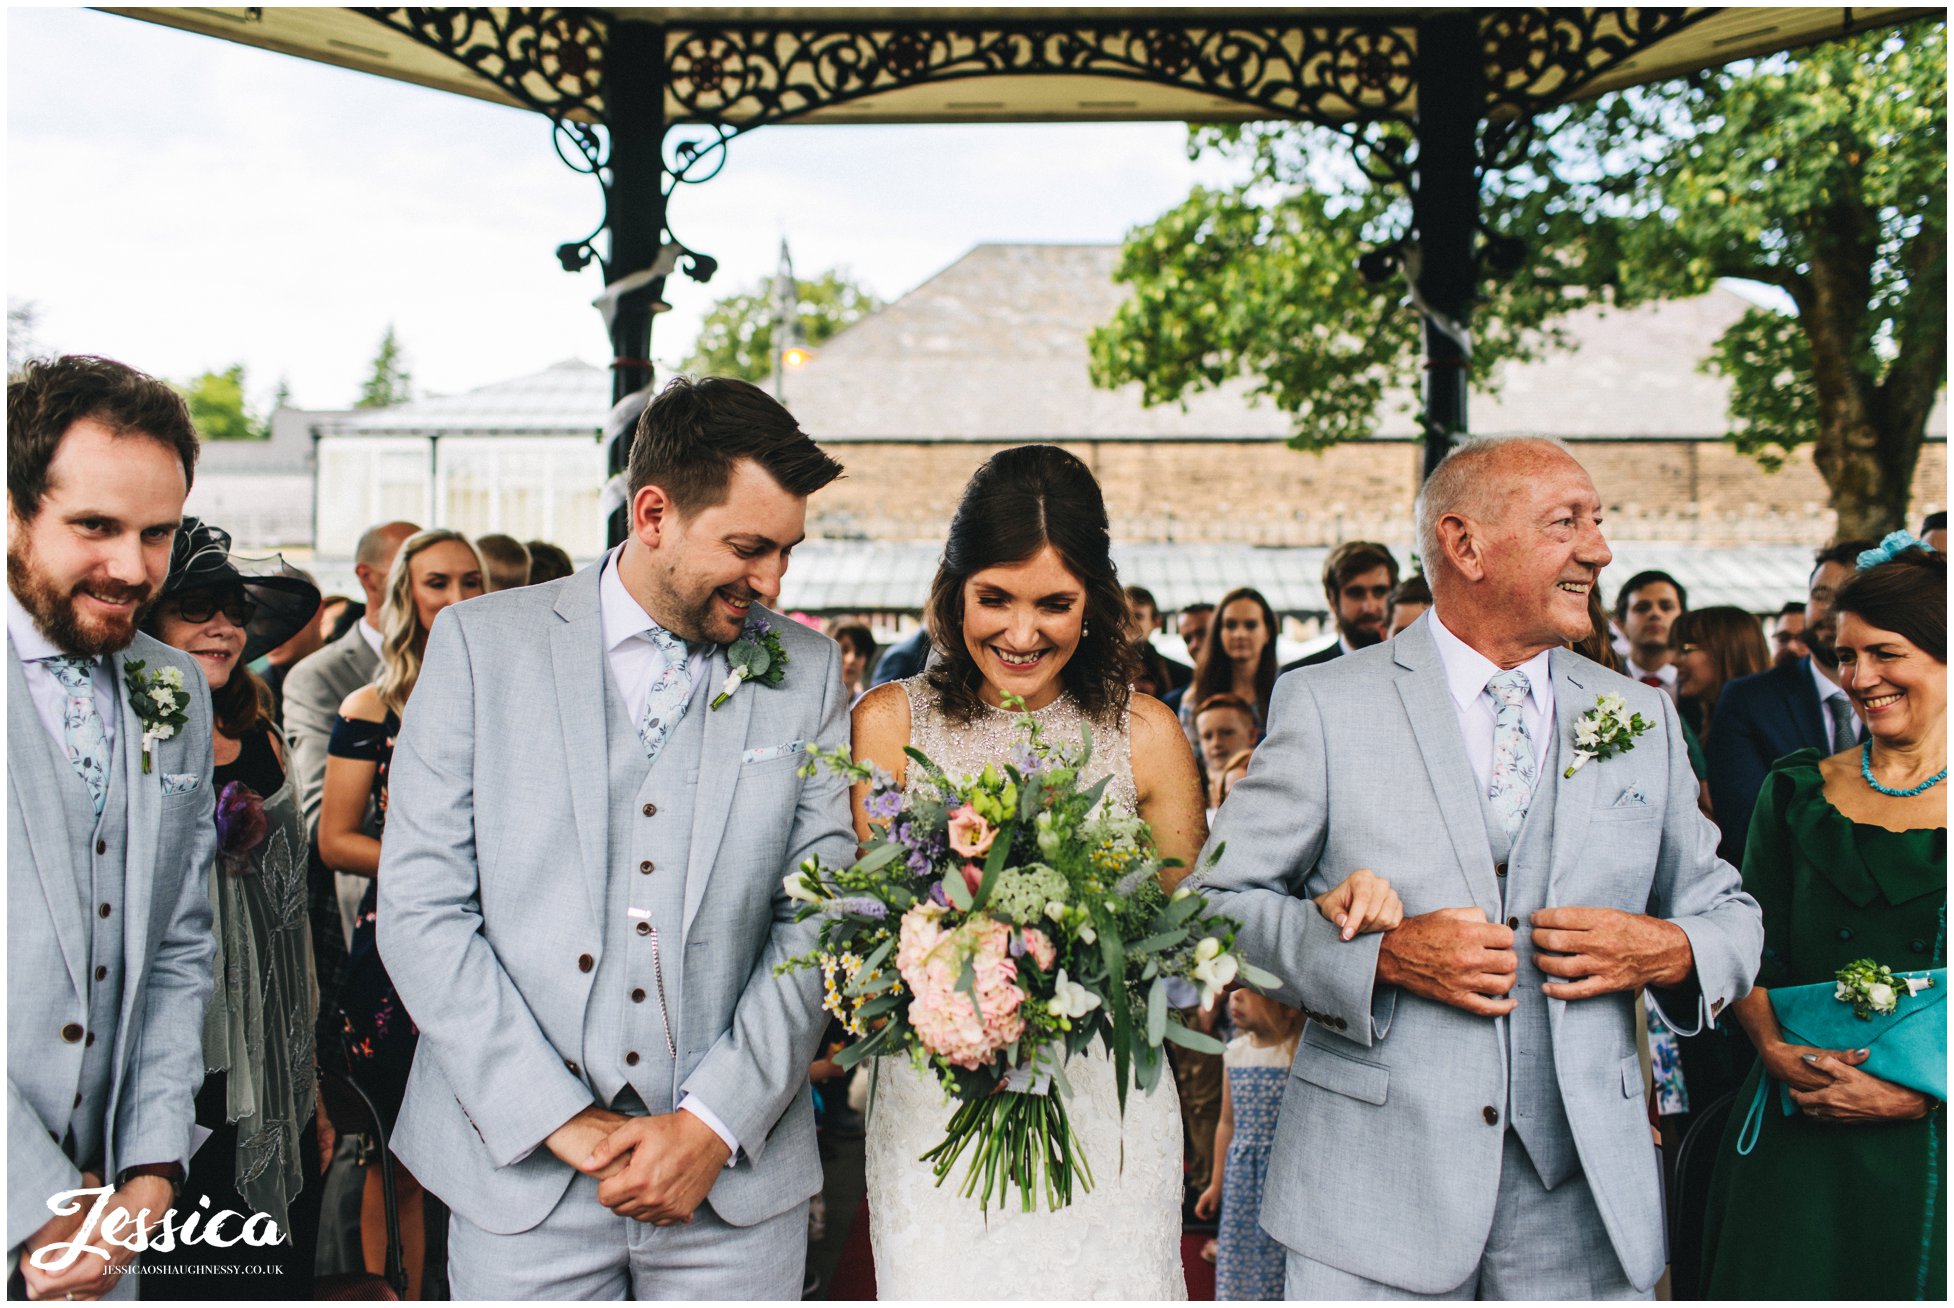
[[864, 783, 903, 822], [890, 817, 946, 877], [214, 781, 268, 874], [928, 879, 950, 908], [1008, 741, 1044, 775]]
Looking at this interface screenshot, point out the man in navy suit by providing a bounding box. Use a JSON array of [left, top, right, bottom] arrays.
[[1705, 538, 1874, 865]]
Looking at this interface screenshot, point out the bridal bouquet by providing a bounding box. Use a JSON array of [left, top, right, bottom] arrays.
[[781, 701, 1272, 1213]]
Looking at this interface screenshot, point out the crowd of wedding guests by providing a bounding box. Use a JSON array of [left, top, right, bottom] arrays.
[[8, 354, 1943, 1301]]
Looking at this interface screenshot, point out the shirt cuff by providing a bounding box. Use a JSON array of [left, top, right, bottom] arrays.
[[678, 1095, 740, 1167]]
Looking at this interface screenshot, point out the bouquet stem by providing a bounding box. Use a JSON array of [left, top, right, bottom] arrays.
[[919, 1089, 1090, 1212]]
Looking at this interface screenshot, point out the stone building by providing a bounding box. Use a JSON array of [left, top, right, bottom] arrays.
[[785, 243, 1944, 551], [293, 243, 1942, 615]]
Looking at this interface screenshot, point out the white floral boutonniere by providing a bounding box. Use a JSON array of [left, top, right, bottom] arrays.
[[123, 660, 188, 774], [1564, 691, 1653, 778], [711, 617, 789, 710], [1835, 957, 1934, 1020]]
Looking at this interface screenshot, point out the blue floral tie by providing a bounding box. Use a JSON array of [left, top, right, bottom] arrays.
[[1486, 668, 1536, 842], [637, 627, 695, 765], [43, 656, 109, 816]]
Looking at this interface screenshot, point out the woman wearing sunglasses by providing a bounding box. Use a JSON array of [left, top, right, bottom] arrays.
[[139, 517, 329, 1298]]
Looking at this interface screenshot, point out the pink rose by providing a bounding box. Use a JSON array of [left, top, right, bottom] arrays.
[[1021, 926, 1056, 972], [960, 861, 985, 895], [946, 803, 998, 859]]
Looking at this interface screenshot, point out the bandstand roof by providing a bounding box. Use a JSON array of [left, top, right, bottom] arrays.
[[103, 8, 1935, 129]]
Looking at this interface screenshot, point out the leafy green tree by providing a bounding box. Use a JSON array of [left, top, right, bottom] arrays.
[[1091, 19, 1945, 537], [683, 270, 881, 384], [357, 324, 413, 409], [177, 364, 266, 441]]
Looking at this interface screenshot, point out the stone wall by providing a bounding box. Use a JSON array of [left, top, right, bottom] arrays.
[[807, 438, 1947, 547]]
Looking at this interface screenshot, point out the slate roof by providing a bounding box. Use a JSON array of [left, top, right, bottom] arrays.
[[314, 359, 609, 436], [784, 244, 1946, 443]]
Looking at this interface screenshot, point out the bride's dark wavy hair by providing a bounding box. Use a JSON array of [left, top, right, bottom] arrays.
[[924, 445, 1133, 723]]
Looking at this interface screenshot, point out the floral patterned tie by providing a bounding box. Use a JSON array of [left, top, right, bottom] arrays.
[[1486, 668, 1536, 842], [637, 627, 694, 765], [43, 655, 109, 816]]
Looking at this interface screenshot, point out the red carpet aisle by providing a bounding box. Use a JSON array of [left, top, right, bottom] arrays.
[[823, 1199, 1218, 1300]]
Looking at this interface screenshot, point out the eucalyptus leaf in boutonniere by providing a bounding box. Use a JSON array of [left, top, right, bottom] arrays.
[[711, 617, 789, 710], [123, 660, 189, 774], [1835, 957, 1934, 1020], [1563, 691, 1653, 778]]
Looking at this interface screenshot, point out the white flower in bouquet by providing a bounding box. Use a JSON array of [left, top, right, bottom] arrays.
[[1192, 936, 1239, 1009], [1048, 969, 1102, 1020]]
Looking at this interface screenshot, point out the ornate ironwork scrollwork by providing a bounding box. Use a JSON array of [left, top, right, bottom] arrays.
[[1479, 8, 1717, 118], [661, 20, 1420, 128], [361, 8, 608, 119]]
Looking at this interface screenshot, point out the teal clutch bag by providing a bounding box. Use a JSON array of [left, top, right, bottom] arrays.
[[1734, 967, 1945, 1155]]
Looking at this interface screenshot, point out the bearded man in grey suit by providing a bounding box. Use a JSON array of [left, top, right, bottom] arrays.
[[378, 376, 855, 1299], [7, 357, 216, 1300], [1199, 437, 1763, 1299]]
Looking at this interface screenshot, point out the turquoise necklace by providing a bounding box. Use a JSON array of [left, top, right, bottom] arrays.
[[1861, 740, 1948, 797]]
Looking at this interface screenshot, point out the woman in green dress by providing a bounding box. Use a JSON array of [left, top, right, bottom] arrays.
[[1702, 542, 1946, 1299]]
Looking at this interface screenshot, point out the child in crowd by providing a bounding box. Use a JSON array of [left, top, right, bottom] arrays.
[[1196, 988, 1305, 1301]]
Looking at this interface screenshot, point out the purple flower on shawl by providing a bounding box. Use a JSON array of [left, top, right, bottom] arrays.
[[214, 781, 267, 875]]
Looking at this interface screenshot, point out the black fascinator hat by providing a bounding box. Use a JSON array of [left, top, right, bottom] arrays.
[[158, 517, 322, 663]]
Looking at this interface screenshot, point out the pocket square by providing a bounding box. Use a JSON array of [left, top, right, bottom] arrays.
[[161, 772, 200, 796], [1611, 783, 1648, 808], [741, 740, 809, 764]]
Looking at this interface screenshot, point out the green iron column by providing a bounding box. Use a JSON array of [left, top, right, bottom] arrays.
[[1411, 12, 1483, 482], [604, 18, 667, 546]]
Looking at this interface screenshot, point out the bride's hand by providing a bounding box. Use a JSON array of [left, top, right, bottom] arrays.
[[1314, 869, 1403, 941]]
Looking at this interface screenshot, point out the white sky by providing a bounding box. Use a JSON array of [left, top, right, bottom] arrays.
[[7, 6, 1240, 413]]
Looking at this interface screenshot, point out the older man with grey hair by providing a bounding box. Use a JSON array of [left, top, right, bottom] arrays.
[[1198, 435, 1762, 1299]]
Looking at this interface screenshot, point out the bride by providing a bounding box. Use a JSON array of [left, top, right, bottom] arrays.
[[848, 445, 1207, 1298]]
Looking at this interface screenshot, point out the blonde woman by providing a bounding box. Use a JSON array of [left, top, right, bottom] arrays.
[[320, 528, 483, 1299]]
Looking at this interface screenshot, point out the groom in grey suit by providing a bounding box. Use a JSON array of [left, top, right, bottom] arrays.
[[1201, 437, 1762, 1299], [8, 356, 216, 1299], [378, 376, 855, 1299]]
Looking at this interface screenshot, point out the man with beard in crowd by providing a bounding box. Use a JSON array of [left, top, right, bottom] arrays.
[[1284, 542, 1399, 672], [1706, 540, 1874, 866]]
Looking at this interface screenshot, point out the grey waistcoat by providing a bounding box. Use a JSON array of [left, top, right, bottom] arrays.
[[580, 660, 709, 1115], [1479, 726, 1576, 1189], [32, 706, 129, 1171]]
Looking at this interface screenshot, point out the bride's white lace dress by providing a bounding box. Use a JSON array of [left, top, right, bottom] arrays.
[[863, 677, 1187, 1300]]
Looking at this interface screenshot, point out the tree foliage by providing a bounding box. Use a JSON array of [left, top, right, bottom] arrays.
[[358, 324, 413, 409], [1092, 19, 1945, 535], [177, 364, 266, 441], [683, 270, 881, 383]]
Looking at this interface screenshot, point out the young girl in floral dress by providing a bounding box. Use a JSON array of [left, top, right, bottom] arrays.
[[1197, 987, 1306, 1300]]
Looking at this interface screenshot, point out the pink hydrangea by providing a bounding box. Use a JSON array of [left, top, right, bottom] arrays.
[[896, 906, 1025, 1069]]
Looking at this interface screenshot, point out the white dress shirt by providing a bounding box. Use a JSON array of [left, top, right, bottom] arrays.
[[1427, 610, 1555, 794], [596, 547, 740, 1161], [8, 590, 119, 750], [357, 614, 384, 660], [1808, 658, 1861, 750], [1625, 658, 1679, 705]]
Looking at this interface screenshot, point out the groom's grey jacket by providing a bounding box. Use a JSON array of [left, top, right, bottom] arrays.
[[1197, 615, 1762, 1293], [376, 566, 855, 1235]]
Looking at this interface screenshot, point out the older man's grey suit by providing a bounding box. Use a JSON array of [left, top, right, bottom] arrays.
[[7, 634, 216, 1262], [376, 564, 855, 1294], [1197, 616, 1762, 1296]]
